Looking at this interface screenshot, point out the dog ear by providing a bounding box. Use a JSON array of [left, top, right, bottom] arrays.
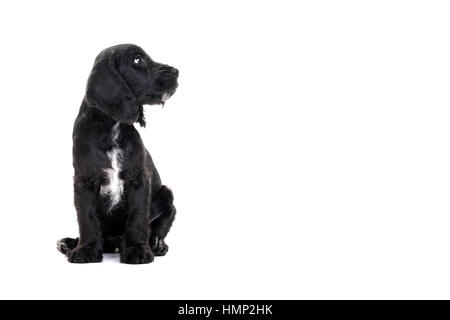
[[85, 52, 144, 125]]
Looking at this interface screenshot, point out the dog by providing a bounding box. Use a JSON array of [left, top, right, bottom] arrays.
[[57, 44, 178, 264]]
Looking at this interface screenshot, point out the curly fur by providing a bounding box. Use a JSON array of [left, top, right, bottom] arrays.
[[57, 44, 179, 264]]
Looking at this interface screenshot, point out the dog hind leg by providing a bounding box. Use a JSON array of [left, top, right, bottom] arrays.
[[149, 185, 176, 256], [57, 237, 119, 255], [57, 237, 79, 255]]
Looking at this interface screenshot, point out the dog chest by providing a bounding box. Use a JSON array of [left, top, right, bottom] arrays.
[[99, 122, 124, 209]]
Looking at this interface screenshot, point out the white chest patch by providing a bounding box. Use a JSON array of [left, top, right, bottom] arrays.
[[100, 122, 124, 210]]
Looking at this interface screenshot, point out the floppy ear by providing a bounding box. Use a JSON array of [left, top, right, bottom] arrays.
[[85, 53, 144, 125]]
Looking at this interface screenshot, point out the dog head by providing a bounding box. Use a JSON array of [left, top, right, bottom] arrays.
[[85, 44, 179, 126]]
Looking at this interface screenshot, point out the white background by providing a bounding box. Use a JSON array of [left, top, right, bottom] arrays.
[[0, 0, 449, 299]]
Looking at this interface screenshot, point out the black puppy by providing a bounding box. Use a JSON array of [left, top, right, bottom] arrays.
[[57, 44, 178, 264]]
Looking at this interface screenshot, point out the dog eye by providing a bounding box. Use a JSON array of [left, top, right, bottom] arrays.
[[133, 55, 144, 65]]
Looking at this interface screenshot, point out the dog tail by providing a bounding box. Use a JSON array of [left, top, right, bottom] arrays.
[[57, 237, 79, 255]]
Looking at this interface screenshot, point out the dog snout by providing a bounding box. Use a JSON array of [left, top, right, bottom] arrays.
[[158, 65, 178, 77], [155, 65, 178, 89], [169, 67, 179, 77]]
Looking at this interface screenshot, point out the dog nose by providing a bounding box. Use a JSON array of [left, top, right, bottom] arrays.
[[170, 68, 179, 77]]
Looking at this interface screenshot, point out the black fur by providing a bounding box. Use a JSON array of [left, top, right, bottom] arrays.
[[57, 44, 178, 264]]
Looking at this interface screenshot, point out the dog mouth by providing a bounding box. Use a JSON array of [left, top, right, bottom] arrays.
[[161, 92, 171, 103], [143, 88, 177, 106]]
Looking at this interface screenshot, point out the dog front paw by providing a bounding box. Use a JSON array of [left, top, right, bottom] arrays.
[[67, 245, 103, 263], [120, 244, 154, 264]]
